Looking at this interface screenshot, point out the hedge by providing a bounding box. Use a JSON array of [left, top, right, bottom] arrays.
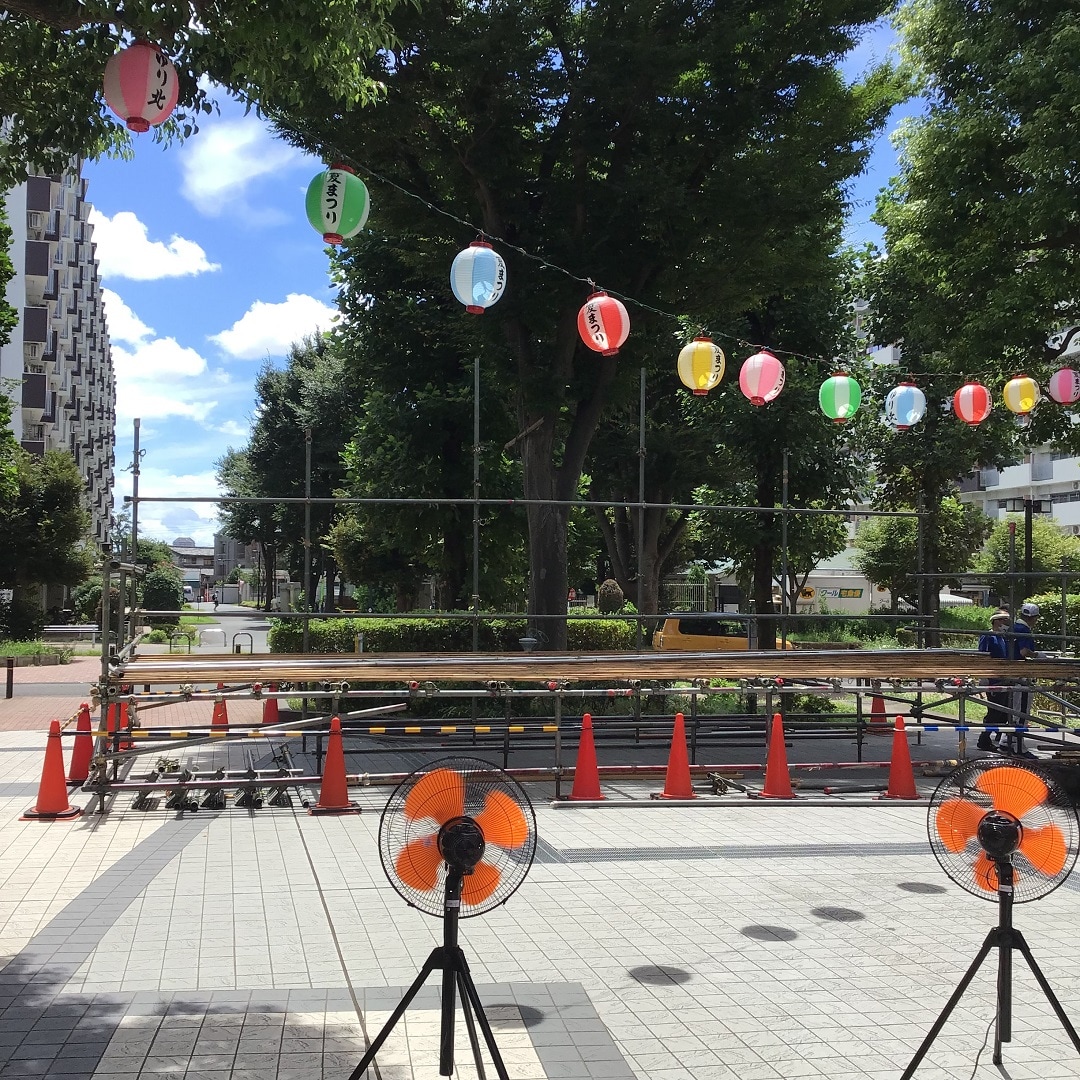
[[267, 616, 639, 654]]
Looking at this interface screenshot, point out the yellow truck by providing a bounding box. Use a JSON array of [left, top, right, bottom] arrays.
[[651, 615, 794, 651]]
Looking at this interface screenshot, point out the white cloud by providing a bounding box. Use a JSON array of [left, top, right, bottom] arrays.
[[101, 289, 154, 345], [209, 292, 337, 359], [112, 465, 222, 547], [180, 118, 305, 217], [89, 208, 220, 280], [112, 337, 217, 423]]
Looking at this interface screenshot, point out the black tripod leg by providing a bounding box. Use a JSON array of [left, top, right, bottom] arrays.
[[457, 969, 488, 1080], [900, 930, 997, 1080], [439, 958, 457, 1075], [454, 958, 511, 1080], [1013, 931, 1080, 1056], [347, 949, 441, 1080]]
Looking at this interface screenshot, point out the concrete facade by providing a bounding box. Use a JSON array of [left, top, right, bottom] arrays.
[[1, 165, 116, 547]]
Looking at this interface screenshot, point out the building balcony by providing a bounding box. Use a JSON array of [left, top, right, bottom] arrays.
[[21, 372, 46, 412]]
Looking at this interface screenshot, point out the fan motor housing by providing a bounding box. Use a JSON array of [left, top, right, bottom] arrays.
[[977, 810, 1022, 860], [439, 817, 486, 871]]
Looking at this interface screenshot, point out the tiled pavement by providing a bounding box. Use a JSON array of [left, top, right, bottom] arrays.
[[2, 689, 1080, 1078]]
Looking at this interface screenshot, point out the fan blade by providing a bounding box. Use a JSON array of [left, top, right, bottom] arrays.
[[473, 790, 529, 849], [404, 768, 465, 825], [395, 835, 443, 891], [1019, 823, 1068, 878], [460, 860, 501, 906], [935, 798, 985, 853], [976, 767, 1048, 819], [972, 852, 1000, 894]]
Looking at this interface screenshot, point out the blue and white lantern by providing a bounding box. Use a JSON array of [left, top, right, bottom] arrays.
[[884, 382, 927, 430], [450, 241, 507, 314]]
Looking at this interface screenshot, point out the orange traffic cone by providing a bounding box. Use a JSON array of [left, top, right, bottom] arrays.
[[309, 716, 362, 814], [659, 712, 696, 799], [22, 721, 82, 820], [262, 682, 280, 725], [570, 713, 603, 800], [869, 694, 888, 728], [211, 696, 229, 728], [883, 716, 919, 800], [760, 713, 794, 799], [67, 703, 93, 783]]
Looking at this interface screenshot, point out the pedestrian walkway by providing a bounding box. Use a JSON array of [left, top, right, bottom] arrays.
[[2, 709, 1079, 1080]]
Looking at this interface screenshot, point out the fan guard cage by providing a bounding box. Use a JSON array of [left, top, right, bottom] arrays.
[[379, 756, 537, 918], [928, 759, 1079, 903]]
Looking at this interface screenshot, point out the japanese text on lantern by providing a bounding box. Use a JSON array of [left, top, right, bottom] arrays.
[[147, 51, 172, 108], [586, 308, 603, 344]]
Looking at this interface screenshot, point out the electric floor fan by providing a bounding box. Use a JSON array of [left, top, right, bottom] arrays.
[[347, 757, 537, 1080], [902, 758, 1080, 1077]]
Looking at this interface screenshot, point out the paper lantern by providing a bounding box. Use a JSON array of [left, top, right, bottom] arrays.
[[305, 164, 370, 244], [884, 382, 927, 430], [818, 372, 862, 423], [738, 350, 785, 406], [1002, 374, 1041, 416], [677, 337, 725, 396], [577, 292, 630, 356], [953, 382, 992, 426], [103, 41, 179, 133], [450, 241, 507, 313], [1048, 368, 1080, 405]]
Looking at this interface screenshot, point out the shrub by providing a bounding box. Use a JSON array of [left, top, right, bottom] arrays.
[[71, 581, 101, 623], [268, 615, 639, 654], [0, 594, 45, 641], [141, 568, 183, 627]]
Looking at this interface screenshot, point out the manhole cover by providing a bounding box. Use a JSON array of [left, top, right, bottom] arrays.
[[740, 924, 798, 942], [628, 965, 692, 985], [811, 906, 865, 922], [897, 881, 947, 894]]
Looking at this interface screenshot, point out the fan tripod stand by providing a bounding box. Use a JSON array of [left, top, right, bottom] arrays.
[[901, 860, 1080, 1077], [346, 868, 510, 1080]]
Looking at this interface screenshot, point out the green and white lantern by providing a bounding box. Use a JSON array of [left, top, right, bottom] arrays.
[[306, 164, 370, 245], [818, 372, 862, 423]]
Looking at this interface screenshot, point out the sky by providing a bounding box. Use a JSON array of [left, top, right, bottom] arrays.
[[84, 17, 916, 549]]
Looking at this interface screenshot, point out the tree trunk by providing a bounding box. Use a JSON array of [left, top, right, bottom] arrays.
[[753, 539, 777, 650]]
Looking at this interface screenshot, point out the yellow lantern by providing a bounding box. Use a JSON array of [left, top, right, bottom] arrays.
[[677, 337, 725, 396], [1003, 374, 1040, 416]]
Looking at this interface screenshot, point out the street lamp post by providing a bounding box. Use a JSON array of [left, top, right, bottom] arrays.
[[1004, 497, 1052, 581]]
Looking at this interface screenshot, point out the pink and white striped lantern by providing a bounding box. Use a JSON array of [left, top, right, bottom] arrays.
[[738, 350, 786, 406], [1048, 367, 1080, 405], [577, 292, 630, 356], [103, 41, 180, 133], [952, 381, 993, 426]]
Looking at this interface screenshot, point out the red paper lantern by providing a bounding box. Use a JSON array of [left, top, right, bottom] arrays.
[[577, 292, 630, 356], [103, 41, 179, 133], [952, 382, 992, 426], [738, 350, 786, 406]]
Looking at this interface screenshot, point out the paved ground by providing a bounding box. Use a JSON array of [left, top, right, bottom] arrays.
[[2, 636, 1080, 1080]]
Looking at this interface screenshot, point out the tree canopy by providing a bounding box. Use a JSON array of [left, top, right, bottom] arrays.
[[275, 0, 900, 645], [0, 0, 400, 183]]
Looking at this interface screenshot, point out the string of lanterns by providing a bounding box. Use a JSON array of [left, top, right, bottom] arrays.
[[98, 45, 1080, 432]]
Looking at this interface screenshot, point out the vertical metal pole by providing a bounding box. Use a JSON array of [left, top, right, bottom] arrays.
[[99, 545, 112, 726], [1062, 559, 1069, 654], [553, 692, 562, 800], [472, 354, 480, 652], [780, 448, 789, 647], [1024, 498, 1033, 579], [916, 494, 926, 648], [303, 428, 312, 654], [1008, 522, 1017, 622], [128, 418, 141, 643], [636, 367, 645, 648]]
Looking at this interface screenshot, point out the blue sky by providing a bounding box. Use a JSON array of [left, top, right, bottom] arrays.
[[86, 16, 914, 547]]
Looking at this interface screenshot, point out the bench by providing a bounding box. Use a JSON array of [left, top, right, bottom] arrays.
[[42, 624, 101, 643]]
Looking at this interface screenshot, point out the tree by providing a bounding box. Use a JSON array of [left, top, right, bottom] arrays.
[[141, 566, 183, 626], [863, 2, 1080, 610], [279, 0, 900, 647], [0, 0, 399, 184], [0, 449, 94, 602], [852, 497, 991, 611], [973, 515, 1080, 599], [0, 200, 19, 352]]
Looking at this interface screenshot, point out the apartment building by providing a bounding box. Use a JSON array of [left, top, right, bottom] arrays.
[[0, 165, 116, 546]]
